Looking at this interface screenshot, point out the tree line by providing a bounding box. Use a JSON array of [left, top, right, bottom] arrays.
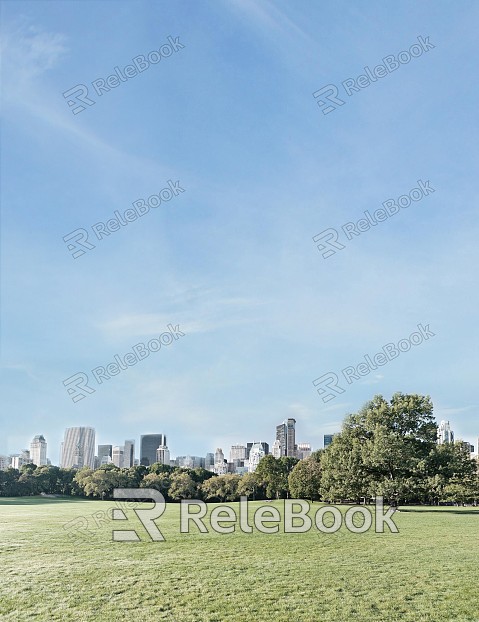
[[1, 394, 478, 505]]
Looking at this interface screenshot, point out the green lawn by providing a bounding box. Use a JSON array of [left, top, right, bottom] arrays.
[[0, 497, 478, 622]]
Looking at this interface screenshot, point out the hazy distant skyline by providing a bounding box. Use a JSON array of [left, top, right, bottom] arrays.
[[2, 1, 478, 464]]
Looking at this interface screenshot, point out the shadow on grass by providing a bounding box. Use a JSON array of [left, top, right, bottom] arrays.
[[399, 507, 479, 515], [0, 496, 102, 506]]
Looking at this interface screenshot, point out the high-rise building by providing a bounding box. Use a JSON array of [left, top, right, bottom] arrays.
[[229, 445, 246, 462], [248, 442, 266, 472], [271, 440, 281, 458], [140, 434, 166, 466], [214, 448, 227, 474], [437, 421, 454, 444], [98, 445, 113, 465], [276, 419, 296, 457], [205, 453, 215, 471], [123, 440, 135, 468], [156, 445, 170, 465], [61, 427, 95, 469], [246, 441, 269, 459], [30, 435, 47, 466], [297, 443, 312, 460], [11, 450, 30, 470], [0, 455, 9, 470], [112, 446, 124, 468], [324, 434, 335, 448]]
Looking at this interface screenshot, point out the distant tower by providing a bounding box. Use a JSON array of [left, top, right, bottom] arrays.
[[272, 440, 281, 458], [123, 440, 135, 468], [112, 446, 124, 468], [98, 445, 113, 465], [276, 418, 296, 457], [437, 421, 454, 444], [61, 427, 95, 469], [156, 445, 170, 466], [324, 434, 335, 448], [248, 442, 265, 472], [30, 435, 47, 466], [140, 434, 166, 466]]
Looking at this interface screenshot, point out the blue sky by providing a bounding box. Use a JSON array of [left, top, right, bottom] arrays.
[[1, 0, 478, 464]]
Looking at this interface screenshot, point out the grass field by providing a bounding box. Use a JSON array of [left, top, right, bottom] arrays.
[[0, 497, 478, 622]]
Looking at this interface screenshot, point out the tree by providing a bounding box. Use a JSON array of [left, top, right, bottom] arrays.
[[288, 457, 322, 501], [168, 471, 197, 500], [201, 474, 241, 502], [237, 472, 263, 500], [140, 472, 171, 500], [255, 455, 299, 499]]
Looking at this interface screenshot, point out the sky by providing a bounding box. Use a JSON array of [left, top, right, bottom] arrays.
[[1, 0, 478, 465]]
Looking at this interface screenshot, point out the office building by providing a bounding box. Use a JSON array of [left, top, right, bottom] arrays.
[[11, 450, 30, 470], [61, 427, 95, 469], [324, 434, 335, 448], [271, 440, 281, 458], [229, 445, 246, 462], [112, 446, 124, 468], [437, 421, 454, 444], [0, 455, 9, 470], [98, 445, 112, 465], [205, 453, 215, 471], [123, 440, 135, 468], [276, 418, 296, 457], [248, 442, 266, 473], [156, 445, 170, 465], [140, 434, 166, 466], [246, 441, 269, 459], [297, 443, 312, 460], [30, 435, 47, 466]]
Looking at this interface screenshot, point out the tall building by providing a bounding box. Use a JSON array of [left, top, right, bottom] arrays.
[[437, 421, 454, 444], [276, 418, 296, 457], [98, 444, 113, 465], [229, 445, 246, 462], [248, 442, 266, 472], [140, 434, 166, 466], [271, 440, 281, 458], [246, 441, 269, 459], [30, 435, 47, 466], [112, 446, 124, 468], [205, 453, 215, 471], [11, 450, 30, 469], [324, 434, 335, 448], [0, 455, 9, 470], [123, 440, 135, 468], [297, 443, 312, 460], [61, 427, 95, 469], [156, 445, 170, 465]]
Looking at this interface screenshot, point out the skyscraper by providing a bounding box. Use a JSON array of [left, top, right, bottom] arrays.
[[140, 434, 166, 466], [324, 434, 335, 448], [156, 445, 170, 465], [248, 442, 266, 472], [112, 446, 124, 468], [271, 439, 281, 458], [30, 435, 47, 466], [246, 441, 269, 459], [297, 443, 312, 460], [123, 440, 135, 468], [98, 445, 113, 465], [229, 445, 246, 462], [276, 419, 296, 457], [437, 421, 454, 444], [61, 427, 95, 469]]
